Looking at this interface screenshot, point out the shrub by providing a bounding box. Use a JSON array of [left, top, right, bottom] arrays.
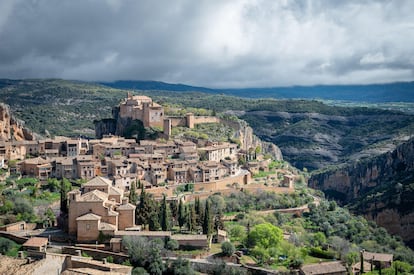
[[221, 241, 235, 257], [309, 247, 335, 259], [166, 239, 179, 251]]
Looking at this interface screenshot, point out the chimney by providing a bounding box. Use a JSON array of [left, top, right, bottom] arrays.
[[122, 197, 128, 205], [103, 258, 107, 264]]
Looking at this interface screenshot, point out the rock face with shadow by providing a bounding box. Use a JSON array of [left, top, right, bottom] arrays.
[[309, 138, 414, 248], [0, 103, 34, 141]]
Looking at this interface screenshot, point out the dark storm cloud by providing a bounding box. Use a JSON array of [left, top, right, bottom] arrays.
[[0, 0, 413, 87]]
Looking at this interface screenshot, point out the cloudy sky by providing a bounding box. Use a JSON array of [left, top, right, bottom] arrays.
[[0, 0, 413, 88]]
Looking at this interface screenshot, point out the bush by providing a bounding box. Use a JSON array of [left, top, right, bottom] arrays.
[[166, 239, 179, 251], [0, 237, 15, 254], [221, 241, 235, 257], [309, 247, 335, 259]]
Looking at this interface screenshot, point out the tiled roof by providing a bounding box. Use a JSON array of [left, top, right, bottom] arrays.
[[109, 186, 123, 196], [363, 251, 393, 262], [79, 190, 108, 202], [116, 203, 136, 210], [99, 222, 117, 231], [76, 213, 101, 221], [23, 237, 48, 247], [83, 176, 112, 187]]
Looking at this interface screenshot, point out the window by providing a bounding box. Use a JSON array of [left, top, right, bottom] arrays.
[[86, 224, 90, 230]]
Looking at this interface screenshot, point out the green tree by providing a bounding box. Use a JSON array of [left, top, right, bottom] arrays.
[[187, 203, 197, 232], [147, 241, 164, 275], [129, 181, 138, 205], [202, 199, 213, 236], [169, 257, 195, 275], [60, 178, 72, 214], [247, 223, 283, 249], [160, 194, 171, 231], [178, 199, 186, 231]]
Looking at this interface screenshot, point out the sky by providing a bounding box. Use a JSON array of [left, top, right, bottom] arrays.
[[0, 0, 413, 88]]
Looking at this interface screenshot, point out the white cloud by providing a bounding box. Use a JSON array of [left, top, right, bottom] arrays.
[[0, 0, 413, 87]]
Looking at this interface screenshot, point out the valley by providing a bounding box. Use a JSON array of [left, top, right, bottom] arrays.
[[0, 79, 413, 274]]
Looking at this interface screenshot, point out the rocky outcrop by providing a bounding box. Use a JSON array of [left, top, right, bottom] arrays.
[[0, 103, 34, 141], [309, 138, 414, 246], [222, 118, 283, 161]]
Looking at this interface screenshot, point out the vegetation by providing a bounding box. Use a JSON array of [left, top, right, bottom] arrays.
[[0, 176, 66, 225], [0, 237, 21, 257]]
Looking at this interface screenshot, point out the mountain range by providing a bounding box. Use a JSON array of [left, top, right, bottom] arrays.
[[101, 80, 414, 103]]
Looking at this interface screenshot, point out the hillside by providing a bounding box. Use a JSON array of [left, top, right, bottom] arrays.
[[0, 79, 125, 137], [2, 79, 414, 171]]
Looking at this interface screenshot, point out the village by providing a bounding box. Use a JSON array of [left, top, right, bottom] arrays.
[[0, 94, 398, 275]]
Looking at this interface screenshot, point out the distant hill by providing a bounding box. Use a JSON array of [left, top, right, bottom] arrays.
[[101, 80, 215, 93], [101, 80, 414, 103]]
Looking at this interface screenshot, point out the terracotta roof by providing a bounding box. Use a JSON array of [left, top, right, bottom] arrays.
[[79, 190, 108, 202], [76, 213, 101, 221], [83, 176, 112, 187], [363, 251, 393, 262], [23, 237, 48, 247], [300, 261, 347, 275]]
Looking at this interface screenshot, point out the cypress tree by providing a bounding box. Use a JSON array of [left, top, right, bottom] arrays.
[[129, 180, 138, 205], [202, 200, 213, 236], [187, 204, 197, 232], [160, 195, 171, 231], [178, 199, 186, 231]]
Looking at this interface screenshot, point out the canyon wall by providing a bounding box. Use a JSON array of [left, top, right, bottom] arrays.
[[309, 138, 414, 246]]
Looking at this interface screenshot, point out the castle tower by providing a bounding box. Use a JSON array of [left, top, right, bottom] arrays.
[[163, 119, 172, 138], [186, 113, 195, 129]]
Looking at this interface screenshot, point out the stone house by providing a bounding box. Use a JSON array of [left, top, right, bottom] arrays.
[[19, 157, 52, 180], [67, 176, 136, 242]]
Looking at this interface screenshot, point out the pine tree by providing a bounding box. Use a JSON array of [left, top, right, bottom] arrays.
[[178, 199, 186, 231], [202, 200, 213, 236]]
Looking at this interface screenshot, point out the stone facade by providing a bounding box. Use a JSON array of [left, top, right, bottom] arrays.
[[67, 176, 136, 242]]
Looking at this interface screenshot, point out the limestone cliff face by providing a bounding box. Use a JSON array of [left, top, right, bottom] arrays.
[[222, 118, 283, 161], [0, 103, 34, 141], [309, 138, 414, 245], [94, 107, 121, 138]]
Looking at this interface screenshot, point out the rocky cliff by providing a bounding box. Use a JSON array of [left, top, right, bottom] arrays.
[[309, 138, 414, 247], [222, 118, 283, 161], [0, 103, 34, 141]]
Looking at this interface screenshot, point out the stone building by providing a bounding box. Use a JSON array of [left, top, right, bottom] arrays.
[[67, 176, 136, 242], [119, 93, 164, 128]]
